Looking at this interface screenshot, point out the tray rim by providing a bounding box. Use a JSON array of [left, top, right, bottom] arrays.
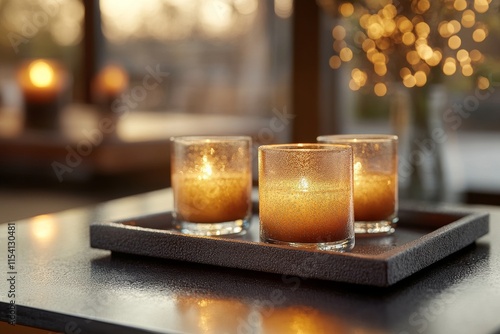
[[90, 206, 489, 287]]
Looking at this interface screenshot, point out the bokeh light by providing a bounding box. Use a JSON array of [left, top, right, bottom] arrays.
[[328, 0, 492, 94]]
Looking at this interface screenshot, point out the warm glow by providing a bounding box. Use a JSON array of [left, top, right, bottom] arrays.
[[456, 49, 469, 62], [403, 74, 416, 87], [362, 39, 376, 52], [332, 25, 346, 40], [398, 18, 413, 33], [298, 177, 310, 191], [407, 50, 420, 65], [100, 0, 258, 41], [478, 76, 490, 89], [352, 68, 368, 87], [402, 32, 416, 45], [30, 215, 57, 242], [28, 61, 55, 88], [454, 0, 467, 11], [374, 82, 387, 96], [417, 44, 433, 60], [414, 70, 427, 87], [329, 55, 341, 69], [339, 2, 354, 17], [415, 22, 430, 37], [339, 47, 353, 62], [449, 20, 462, 34], [461, 10, 476, 28], [374, 62, 387, 76], [426, 50, 442, 66], [328, 0, 492, 95], [416, 0, 430, 13], [98, 65, 129, 96], [439, 21, 452, 37], [349, 79, 361, 91], [199, 155, 213, 180], [470, 49, 483, 62], [275, 0, 293, 19], [472, 28, 487, 42], [474, 0, 489, 13], [462, 64, 473, 76], [448, 35, 461, 49], [400, 67, 411, 79], [443, 58, 457, 75]]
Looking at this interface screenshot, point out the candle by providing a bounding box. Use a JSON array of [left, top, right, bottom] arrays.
[[317, 134, 398, 235], [172, 171, 251, 224], [258, 144, 354, 251], [17, 59, 69, 130], [92, 65, 128, 137], [259, 180, 352, 243], [171, 136, 252, 235], [93, 64, 128, 101], [353, 162, 397, 221]]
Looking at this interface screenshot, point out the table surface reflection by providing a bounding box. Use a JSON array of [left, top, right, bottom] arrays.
[[0, 189, 499, 334]]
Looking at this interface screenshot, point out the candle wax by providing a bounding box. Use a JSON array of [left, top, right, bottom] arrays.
[[173, 172, 251, 224], [260, 182, 352, 243], [353, 172, 396, 221]]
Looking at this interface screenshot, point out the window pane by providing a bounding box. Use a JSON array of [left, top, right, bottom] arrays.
[[99, 0, 291, 116]]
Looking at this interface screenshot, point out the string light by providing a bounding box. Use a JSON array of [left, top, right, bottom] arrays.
[[329, 0, 492, 94]]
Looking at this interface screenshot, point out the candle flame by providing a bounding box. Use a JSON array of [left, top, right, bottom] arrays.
[[28, 60, 55, 88], [298, 177, 309, 191], [354, 161, 363, 175], [199, 155, 213, 179]]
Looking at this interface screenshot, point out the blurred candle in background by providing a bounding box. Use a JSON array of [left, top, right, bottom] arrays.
[[17, 59, 70, 131], [93, 64, 128, 101], [91, 64, 128, 138]]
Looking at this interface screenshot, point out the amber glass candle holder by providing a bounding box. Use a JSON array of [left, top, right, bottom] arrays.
[[258, 144, 354, 251], [171, 136, 252, 236], [317, 134, 398, 236]]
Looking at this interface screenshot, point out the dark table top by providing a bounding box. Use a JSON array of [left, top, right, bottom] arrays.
[[1, 189, 500, 334]]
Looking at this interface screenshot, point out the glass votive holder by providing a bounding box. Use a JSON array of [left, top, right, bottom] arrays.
[[258, 144, 354, 251], [317, 134, 398, 236], [171, 136, 252, 236]]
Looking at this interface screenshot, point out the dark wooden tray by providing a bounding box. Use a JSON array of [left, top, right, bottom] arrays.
[[90, 204, 489, 287]]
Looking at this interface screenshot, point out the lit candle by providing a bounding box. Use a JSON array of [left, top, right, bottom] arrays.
[[171, 136, 252, 235], [259, 179, 352, 243], [352, 161, 397, 221], [317, 134, 398, 235], [93, 64, 128, 102], [258, 144, 354, 251], [17, 59, 69, 131]]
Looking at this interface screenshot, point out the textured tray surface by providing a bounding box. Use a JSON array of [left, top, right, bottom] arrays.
[[90, 205, 489, 286]]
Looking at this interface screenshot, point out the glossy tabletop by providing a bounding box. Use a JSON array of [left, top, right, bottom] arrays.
[[1, 189, 500, 334]]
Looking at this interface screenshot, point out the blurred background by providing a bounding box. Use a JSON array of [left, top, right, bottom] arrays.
[[0, 0, 499, 223]]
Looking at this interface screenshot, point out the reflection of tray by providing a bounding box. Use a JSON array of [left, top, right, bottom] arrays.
[[90, 205, 489, 287]]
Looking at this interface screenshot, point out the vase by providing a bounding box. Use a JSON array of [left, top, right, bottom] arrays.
[[393, 84, 449, 202]]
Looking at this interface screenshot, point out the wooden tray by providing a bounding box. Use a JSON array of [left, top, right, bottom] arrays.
[[90, 204, 489, 287]]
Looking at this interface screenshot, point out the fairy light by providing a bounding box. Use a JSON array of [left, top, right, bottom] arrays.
[[327, 0, 493, 96]]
